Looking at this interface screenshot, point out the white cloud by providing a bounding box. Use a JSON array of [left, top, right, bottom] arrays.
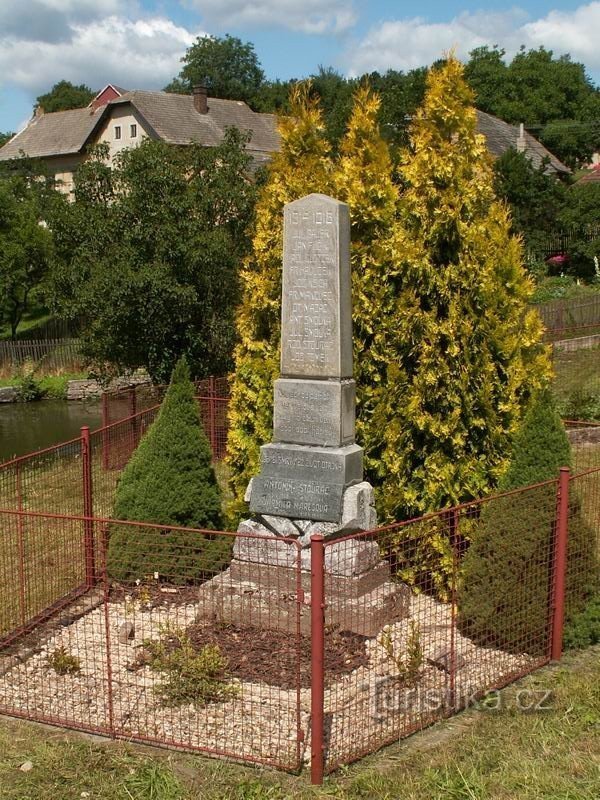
[[0, 15, 203, 94], [346, 3, 600, 76], [187, 0, 357, 35]]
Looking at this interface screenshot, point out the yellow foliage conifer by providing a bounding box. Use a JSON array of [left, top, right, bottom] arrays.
[[374, 56, 551, 527], [225, 83, 333, 515]]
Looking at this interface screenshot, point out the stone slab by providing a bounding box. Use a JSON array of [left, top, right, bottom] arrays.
[[280, 194, 352, 379], [273, 378, 355, 446], [259, 442, 363, 487], [250, 475, 344, 522], [229, 558, 391, 598], [197, 569, 410, 636]]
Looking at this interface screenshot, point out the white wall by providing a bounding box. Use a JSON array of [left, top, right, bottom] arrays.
[[94, 105, 149, 162]]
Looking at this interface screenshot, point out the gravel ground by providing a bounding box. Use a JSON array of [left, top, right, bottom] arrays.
[[0, 592, 538, 771]]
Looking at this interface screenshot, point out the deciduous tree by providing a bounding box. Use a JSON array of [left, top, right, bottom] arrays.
[[165, 34, 265, 104], [48, 132, 255, 382], [36, 80, 95, 113]]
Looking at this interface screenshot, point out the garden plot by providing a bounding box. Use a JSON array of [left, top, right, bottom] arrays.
[[0, 589, 539, 772]]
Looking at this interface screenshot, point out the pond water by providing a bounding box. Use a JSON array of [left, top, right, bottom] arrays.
[[0, 400, 103, 463]]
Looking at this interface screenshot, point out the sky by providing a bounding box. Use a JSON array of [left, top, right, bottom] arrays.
[[1, 0, 600, 132]]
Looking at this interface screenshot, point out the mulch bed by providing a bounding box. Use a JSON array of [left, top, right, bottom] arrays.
[[109, 583, 201, 607], [185, 621, 370, 689]]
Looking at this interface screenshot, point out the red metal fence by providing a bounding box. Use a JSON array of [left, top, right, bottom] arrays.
[[0, 464, 598, 782]]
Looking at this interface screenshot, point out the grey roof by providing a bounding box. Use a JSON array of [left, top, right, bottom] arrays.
[[0, 90, 279, 162], [114, 91, 279, 155], [0, 106, 103, 160], [476, 110, 569, 174]]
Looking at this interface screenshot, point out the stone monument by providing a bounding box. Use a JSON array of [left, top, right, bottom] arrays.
[[198, 194, 408, 635]]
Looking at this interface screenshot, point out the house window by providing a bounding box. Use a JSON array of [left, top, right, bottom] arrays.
[[114, 125, 121, 140], [130, 123, 137, 138]]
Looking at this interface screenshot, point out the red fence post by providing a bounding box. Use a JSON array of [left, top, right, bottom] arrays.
[[551, 467, 570, 661], [81, 425, 96, 588], [101, 392, 109, 471], [310, 533, 325, 785]]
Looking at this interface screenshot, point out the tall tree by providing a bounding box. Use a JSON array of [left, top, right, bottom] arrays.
[[558, 182, 600, 279], [375, 56, 551, 525], [36, 80, 95, 113], [165, 34, 265, 104], [48, 132, 255, 382], [0, 174, 55, 339], [465, 46, 600, 166], [0, 131, 13, 148], [493, 149, 567, 261], [225, 83, 333, 515], [333, 84, 401, 486]]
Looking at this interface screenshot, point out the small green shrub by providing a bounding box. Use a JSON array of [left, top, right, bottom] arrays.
[[47, 646, 81, 675], [16, 372, 46, 402], [459, 391, 597, 654], [562, 390, 600, 422], [564, 595, 600, 649], [141, 626, 237, 707], [107, 357, 229, 583], [378, 621, 423, 685]]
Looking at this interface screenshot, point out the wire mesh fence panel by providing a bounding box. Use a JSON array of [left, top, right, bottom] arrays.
[[318, 480, 562, 773], [0, 439, 84, 516], [0, 510, 94, 643], [89, 407, 161, 517], [0, 513, 306, 772], [0, 513, 111, 736], [197, 397, 230, 462]]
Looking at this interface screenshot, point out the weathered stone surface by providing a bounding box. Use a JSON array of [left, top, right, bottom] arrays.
[[258, 442, 363, 486], [259, 514, 302, 537], [118, 621, 135, 644], [233, 519, 299, 567], [250, 475, 344, 522], [280, 194, 352, 379], [299, 482, 377, 542], [273, 378, 355, 446], [229, 558, 391, 598], [197, 567, 409, 636], [299, 537, 381, 576], [0, 386, 18, 403]]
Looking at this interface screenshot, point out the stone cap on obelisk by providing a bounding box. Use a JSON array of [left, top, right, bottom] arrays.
[[281, 193, 352, 380]]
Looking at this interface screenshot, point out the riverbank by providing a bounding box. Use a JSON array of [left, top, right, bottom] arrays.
[[0, 373, 150, 403]]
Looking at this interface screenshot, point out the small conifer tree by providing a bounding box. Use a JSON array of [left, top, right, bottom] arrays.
[[225, 83, 333, 516], [459, 391, 597, 653], [107, 357, 227, 583]]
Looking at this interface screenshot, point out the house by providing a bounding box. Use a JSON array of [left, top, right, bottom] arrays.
[[0, 85, 568, 192], [0, 84, 280, 193], [475, 110, 569, 175]]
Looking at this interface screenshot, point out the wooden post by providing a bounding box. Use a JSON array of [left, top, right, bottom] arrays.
[[551, 467, 570, 661]]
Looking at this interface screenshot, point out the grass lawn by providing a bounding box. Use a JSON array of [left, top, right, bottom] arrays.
[[0, 646, 598, 799]]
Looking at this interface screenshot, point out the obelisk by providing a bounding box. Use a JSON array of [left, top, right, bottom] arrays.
[[248, 193, 374, 531]]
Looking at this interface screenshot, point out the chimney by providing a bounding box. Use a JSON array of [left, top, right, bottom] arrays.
[[516, 122, 526, 153], [34, 104, 44, 118], [193, 84, 208, 114]]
